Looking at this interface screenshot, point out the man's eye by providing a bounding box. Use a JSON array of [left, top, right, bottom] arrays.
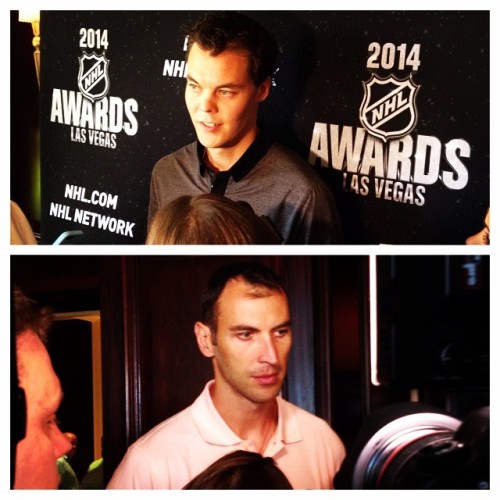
[[47, 416, 61, 427], [237, 332, 253, 340], [275, 329, 290, 337]]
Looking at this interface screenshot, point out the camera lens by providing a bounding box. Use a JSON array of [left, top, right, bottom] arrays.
[[334, 402, 462, 489], [354, 408, 460, 488]]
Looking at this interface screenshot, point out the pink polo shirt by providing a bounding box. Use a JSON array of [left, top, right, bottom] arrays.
[[107, 380, 345, 489]]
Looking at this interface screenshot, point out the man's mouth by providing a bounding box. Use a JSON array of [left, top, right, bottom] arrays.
[[253, 372, 280, 385], [199, 121, 220, 129]]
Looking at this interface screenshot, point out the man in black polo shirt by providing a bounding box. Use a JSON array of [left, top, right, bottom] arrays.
[[148, 12, 343, 244]]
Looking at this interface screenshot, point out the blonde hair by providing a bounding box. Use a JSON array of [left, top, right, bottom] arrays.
[[146, 194, 281, 245]]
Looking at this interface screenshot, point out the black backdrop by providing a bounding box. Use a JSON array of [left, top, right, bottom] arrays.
[[40, 11, 489, 244]]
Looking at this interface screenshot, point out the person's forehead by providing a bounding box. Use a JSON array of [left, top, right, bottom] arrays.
[[34, 362, 63, 415], [218, 278, 286, 307], [187, 43, 251, 75], [17, 332, 63, 412]]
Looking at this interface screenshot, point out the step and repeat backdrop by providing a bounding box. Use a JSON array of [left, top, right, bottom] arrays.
[[40, 11, 489, 244]]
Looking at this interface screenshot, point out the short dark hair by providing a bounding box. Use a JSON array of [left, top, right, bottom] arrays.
[[13, 288, 53, 343], [183, 450, 293, 489], [185, 11, 278, 86], [201, 261, 286, 334]]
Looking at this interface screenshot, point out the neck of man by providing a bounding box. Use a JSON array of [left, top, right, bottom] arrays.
[[210, 383, 278, 453], [204, 128, 259, 172]]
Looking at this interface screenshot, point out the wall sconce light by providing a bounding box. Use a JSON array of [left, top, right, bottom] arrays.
[[18, 10, 41, 87]]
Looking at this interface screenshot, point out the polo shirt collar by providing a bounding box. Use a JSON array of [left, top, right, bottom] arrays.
[[191, 381, 303, 449], [192, 381, 241, 446], [196, 130, 274, 182], [276, 395, 303, 445]]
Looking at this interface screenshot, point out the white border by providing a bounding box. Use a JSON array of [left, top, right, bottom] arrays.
[[4, 4, 497, 498]]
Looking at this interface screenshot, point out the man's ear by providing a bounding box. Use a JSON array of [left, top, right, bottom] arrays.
[[257, 77, 272, 103], [194, 321, 215, 358]]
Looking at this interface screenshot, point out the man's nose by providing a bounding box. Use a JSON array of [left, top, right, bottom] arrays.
[[53, 428, 73, 459], [199, 91, 217, 113], [258, 334, 279, 365]]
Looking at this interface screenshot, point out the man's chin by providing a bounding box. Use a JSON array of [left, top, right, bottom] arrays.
[[249, 382, 282, 403], [195, 128, 224, 147]]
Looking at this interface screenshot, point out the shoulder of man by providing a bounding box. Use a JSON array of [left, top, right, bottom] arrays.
[[279, 398, 346, 460], [152, 141, 198, 174], [279, 397, 332, 429], [127, 404, 196, 455], [106, 406, 193, 487], [264, 142, 330, 186]]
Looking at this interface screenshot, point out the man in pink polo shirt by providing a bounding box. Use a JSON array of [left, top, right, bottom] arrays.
[[107, 262, 345, 489]]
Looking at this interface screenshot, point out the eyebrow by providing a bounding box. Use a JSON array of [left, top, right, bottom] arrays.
[[186, 75, 244, 90], [229, 320, 291, 332]]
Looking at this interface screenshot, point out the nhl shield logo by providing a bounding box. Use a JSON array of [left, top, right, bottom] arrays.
[[359, 74, 420, 142], [78, 52, 110, 102]]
